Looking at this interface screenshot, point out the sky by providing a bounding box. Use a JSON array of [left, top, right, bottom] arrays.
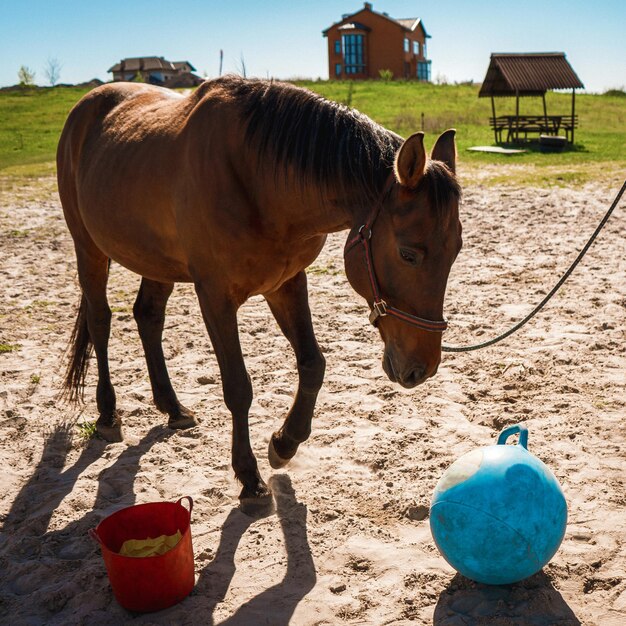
[[1, 0, 624, 93]]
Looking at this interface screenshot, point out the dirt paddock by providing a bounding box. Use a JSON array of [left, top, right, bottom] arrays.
[[0, 173, 624, 625]]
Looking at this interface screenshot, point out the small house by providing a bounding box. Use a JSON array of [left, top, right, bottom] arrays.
[[108, 57, 203, 87], [323, 3, 431, 81]]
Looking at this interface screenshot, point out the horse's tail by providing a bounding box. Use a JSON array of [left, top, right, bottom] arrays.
[[62, 294, 92, 403]]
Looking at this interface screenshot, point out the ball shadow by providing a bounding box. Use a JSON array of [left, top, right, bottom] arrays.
[[433, 571, 581, 625]]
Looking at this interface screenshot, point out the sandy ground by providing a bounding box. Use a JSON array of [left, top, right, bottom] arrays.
[[0, 171, 624, 625]]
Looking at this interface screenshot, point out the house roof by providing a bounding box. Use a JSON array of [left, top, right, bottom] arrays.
[[478, 53, 584, 97], [322, 3, 429, 38], [173, 61, 197, 72], [108, 56, 179, 73], [395, 18, 430, 37]]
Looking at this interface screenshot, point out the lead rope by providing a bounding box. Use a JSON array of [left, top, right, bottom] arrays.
[[442, 179, 626, 353]]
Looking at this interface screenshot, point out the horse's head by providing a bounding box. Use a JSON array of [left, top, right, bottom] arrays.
[[344, 130, 462, 388]]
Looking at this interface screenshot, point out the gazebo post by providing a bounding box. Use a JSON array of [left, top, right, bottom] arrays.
[[571, 88, 576, 144], [491, 95, 498, 143], [542, 92, 548, 134], [515, 89, 520, 143]]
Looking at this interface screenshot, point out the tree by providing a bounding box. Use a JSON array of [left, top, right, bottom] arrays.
[[17, 65, 36, 87], [44, 57, 62, 86]]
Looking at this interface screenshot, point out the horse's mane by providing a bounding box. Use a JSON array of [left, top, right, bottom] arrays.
[[217, 76, 460, 210], [218, 75, 400, 200]]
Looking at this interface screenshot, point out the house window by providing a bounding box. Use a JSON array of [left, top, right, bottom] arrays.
[[417, 61, 431, 81], [404, 37, 409, 53], [413, 41, 419, 55], [342, 33, 365, 74], [334, 40, 341, 54], [335, 63, 342, 77]]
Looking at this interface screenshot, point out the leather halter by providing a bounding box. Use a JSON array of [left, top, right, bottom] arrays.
[[344, 188, 449, 334]]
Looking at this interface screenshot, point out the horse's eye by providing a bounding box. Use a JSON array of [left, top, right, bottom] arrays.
[[399, 248, 421, 266]]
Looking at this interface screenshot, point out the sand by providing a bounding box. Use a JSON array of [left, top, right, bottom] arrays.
[[0, 172, 624, 625]]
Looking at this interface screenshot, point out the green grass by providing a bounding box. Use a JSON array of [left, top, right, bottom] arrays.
[[76, 420, 98, 441], [0, 343, 21, 354], [298, 81, 626, 178], [1, 82, 624, 186], [0, 86, 87, 173]]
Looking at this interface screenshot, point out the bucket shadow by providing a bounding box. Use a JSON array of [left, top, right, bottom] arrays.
[[195, 473, 316, 625], [433, 572, 581, 625]]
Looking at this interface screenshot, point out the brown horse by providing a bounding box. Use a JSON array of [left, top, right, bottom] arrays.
[[57, 76, 462, 505]]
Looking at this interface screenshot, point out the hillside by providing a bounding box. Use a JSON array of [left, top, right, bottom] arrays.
[[1, 82, 624, 186]]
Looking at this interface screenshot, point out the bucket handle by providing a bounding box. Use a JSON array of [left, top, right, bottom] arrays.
[[88, 498, 193, 544], [497, 423, 528, 449], [88, 527, 103, 545], [177, 496, 194, 519]]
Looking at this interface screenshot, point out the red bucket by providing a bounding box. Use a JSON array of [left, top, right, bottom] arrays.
[[90, 496, 195, 612]]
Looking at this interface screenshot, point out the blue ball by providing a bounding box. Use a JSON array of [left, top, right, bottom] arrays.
[[430, 424, 567, 585]]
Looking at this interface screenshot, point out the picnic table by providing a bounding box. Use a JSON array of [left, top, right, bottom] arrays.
[[489, 115, 578, 144]]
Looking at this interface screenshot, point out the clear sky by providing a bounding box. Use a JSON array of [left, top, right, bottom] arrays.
[[1, 0, 624, 92]]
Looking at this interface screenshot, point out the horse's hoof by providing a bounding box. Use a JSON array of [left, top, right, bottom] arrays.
[[239, 484, 274, 518], [96, 419, 123, 443], [268, 436, 292, 469], [168, 413, 199, 430]]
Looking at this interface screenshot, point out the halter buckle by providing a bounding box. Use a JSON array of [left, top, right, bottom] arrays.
[[369, 300, 388, 325], [358, 224, 372, 240]]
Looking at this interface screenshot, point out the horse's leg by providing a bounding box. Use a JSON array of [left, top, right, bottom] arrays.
[[133, 278, 198, 429], [264, 271, 326, 468], [194, 282, 270, 503], [74, 247, 121, 442]]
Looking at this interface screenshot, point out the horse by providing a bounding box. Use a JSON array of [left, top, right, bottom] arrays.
[[57, 76, 462, 506]]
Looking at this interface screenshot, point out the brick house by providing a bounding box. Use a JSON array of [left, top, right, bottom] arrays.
[[323, 2, 431, 81], [108, 57, 203, 86]]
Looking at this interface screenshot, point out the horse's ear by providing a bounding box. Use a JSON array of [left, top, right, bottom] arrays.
[[431, 128, 457, 173], [394, 132, 427, 189]]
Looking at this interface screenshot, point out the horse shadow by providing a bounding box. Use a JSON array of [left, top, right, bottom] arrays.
[[433, 571, 581, 625], [192, 473, 316, 625], [0, 420, 173, 621], [1, 422, 315, 624], [1, 421, 106, 550]]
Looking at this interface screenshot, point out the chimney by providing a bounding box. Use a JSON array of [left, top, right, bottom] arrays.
[[364, 2, 372, 10]]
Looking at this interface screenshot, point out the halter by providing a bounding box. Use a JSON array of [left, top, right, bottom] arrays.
[[344, 186, 449, 334]]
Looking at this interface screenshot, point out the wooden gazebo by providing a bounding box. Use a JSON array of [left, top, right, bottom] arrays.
[[479, 53, 584, 144]]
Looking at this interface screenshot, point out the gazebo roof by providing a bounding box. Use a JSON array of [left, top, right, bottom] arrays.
[[479, 53, 584, 97]]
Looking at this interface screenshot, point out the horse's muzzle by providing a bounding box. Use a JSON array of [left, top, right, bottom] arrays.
[[383, 354, 432, 389]]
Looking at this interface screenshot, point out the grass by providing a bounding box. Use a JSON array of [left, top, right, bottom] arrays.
[[0, 86, 86, 173], [1, 82, 624, 186], [298, 81, 626, 186], [307, 261, 343, 276], [76, 420, 98, 441], [7, 229, 30, 238], [0, 343, 21, 354]]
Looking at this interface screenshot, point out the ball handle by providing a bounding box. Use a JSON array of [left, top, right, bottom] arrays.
[[497, 423, 528, 449]]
